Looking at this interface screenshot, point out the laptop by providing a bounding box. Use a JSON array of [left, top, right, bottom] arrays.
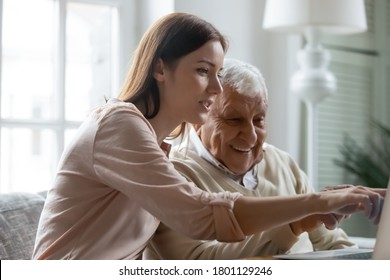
[[274, 178, 390, 260]]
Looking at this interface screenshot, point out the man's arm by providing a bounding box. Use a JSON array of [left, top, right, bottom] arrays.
[[143, 222, 300, 260]]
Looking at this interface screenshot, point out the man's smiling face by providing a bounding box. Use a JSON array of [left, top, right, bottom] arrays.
[[198, 85, 268, 175]]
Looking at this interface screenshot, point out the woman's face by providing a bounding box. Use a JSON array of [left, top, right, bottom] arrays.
[[155, 40, 225, 125], [199, 86, 268, 175]]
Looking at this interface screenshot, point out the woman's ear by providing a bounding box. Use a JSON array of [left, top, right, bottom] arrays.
[[153, 58, 165, 81]]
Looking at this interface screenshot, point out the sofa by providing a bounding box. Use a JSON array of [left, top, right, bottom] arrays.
[[0, 191, 46, 260]]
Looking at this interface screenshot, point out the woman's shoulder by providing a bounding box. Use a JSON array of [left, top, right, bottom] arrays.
[[87, 98, 156, 140], [93, 99, 149, 125], [99, 98, 140, 116]]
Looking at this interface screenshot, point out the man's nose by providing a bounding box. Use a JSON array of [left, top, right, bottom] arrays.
[[241, 122, 257, 144]]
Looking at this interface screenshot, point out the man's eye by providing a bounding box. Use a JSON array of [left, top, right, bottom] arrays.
[[254, 118, 265, 126], [225, 118, 241, 124]]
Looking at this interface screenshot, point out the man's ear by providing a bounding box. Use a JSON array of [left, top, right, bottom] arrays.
[[153, 58, 165, 81]]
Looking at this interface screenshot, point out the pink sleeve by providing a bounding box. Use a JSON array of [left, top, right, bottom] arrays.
[[92, 105, 245, 242]]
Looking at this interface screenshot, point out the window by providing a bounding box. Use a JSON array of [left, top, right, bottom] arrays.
[[317, 50, 377, 187], [0, 0, 126, 193]]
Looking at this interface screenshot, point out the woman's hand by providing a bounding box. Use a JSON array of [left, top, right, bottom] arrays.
[[318, 186, 383, 225], [324, 184, 387, 198]]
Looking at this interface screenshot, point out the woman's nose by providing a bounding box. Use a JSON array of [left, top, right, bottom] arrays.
[[208, 76, 223, 95]]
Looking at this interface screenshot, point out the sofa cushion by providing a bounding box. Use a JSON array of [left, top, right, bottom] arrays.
[[0, 192, 45, 260]]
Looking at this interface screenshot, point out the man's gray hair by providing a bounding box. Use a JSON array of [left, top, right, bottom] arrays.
[[220, 58, 268, 99]]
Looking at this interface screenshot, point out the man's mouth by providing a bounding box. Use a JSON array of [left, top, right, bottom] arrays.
[[232, 146, 252, 153]]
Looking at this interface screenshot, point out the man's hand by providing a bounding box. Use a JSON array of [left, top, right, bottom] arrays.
[[290, 213, 348, 235]]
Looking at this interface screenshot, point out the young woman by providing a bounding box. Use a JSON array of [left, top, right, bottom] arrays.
[[32, 12, 382, 260]]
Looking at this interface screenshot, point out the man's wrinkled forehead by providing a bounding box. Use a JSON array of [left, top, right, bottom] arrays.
[[215, 85, 267, 113]]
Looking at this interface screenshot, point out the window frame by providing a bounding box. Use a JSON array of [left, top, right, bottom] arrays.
[[0, 0, 132, 193]]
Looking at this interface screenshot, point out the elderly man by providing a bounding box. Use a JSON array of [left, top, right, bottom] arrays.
[[143, 58, 356, 260]]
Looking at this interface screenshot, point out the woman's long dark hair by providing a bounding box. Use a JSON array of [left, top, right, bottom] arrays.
[[118, 12, 228, 138]]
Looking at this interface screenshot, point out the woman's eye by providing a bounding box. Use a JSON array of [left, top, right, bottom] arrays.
[[197, 68, 208, 75]]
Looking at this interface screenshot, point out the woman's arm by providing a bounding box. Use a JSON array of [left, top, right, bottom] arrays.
[[233, 188, 381, 236]]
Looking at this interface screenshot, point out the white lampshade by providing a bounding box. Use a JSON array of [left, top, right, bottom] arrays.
[[263, 0, 367, 34]]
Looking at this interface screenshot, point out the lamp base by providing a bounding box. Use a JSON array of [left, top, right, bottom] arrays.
[[290, 46, 336, 105], [290, 30, 337, 188]]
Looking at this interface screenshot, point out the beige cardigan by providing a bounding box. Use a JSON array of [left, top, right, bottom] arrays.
[[144, 143, 355, 259]]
